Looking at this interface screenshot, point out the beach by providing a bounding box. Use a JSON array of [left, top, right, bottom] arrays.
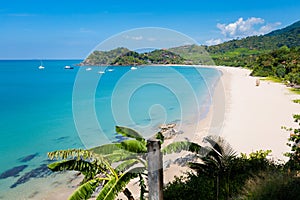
[[118, 66, 300, 199], [2, 65, 299, 199], [217, 66, 300, 161]]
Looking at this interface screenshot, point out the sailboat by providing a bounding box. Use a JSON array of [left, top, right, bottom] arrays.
[[130, 59, 137, 70], [38, 61, 45, 69]]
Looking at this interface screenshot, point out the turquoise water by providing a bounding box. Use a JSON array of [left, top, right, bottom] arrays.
[[0, 60, 220, 196]]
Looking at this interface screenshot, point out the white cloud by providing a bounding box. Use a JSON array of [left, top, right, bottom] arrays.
[[205, 38, 223, 46], [259, 22, 282, 34], [124, 35, 143, 40], [216, 17, 281, 39]]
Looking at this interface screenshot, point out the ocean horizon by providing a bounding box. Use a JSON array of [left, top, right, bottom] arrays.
[[0, 60, 221, 198]]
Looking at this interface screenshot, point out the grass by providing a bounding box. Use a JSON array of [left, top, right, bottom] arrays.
[[293, 99, 300, 104], [260, 76, 283, 83], [240, 172, 300, 200], [290, 88, 300, 95]]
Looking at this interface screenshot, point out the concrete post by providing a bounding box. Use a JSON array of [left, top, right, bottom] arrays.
[[147, 139, 163, 200]]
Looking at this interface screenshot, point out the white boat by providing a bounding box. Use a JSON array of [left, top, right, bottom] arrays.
[[38, 60, 45, 69], [64, 65, 74, 69], [86, 67, 92, 71], [98, 71, 105, 74], [130, 66, 137, 70], [107, 68, 114, 72]]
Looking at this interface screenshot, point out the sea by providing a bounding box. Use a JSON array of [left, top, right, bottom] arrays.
[[0, 60, 221, 199]]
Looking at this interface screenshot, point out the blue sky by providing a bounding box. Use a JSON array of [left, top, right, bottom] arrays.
[[0, 0, 299, 59]]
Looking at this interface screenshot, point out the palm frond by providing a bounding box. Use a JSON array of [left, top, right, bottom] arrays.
[[68, 178, 104, 200], [90, 143, 121, 156], [162, 141, 205, 155], [116, 140, 147, 153], [47, 149, 93, 160], [103, 151, 136, 163], [48, 159, 100, 173], [204, 136, 236, 158], [116, 126, 145, 142], [96, 167, 144, 200], [115, 159, 140, 173]]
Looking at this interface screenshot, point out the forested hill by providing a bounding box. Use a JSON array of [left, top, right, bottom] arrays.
[[170, 20, 300, 85], [80, 48, 186, 66], [206, 20, 300, 54]]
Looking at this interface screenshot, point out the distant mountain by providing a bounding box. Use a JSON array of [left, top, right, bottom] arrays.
[[80, 48, 186, 66], [266, 20, 300, 36], [169, 20, 300, 66], [79, 47, 130, 66], [207, 20, 300, 54]]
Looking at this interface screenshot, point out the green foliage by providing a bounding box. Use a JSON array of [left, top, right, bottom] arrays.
[[162, 141, 204, 155], [116, 140, 147, 153], [48, 159, 106, 183], [115, 159, 140, 173], [293, 99, 300, 104], [250, 47, 300, 85], [163, 136, 280, 200], [116, 126, 145, 142], [47, 149, 94, 160], [155, 131, 165, 144], [81, 48, 186, 66], [164, 149, 280, 200], [169, 44, 214, 65], [96, 167, 144, 200], [290, 88, 300, 95], [68, 179, 103, 200], [240, 172, 300, 200], [164, 173, 215, 200], [80, 47, 130, 66], [283, 114, 300, 170], [47, 126, 153, 200]]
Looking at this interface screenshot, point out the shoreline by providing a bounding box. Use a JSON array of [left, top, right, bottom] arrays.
[[2, 65, 299, 199], [216, 66, 300, 161]]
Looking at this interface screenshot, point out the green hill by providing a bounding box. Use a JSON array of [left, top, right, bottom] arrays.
[[169, 20, 300, 66], [80, 48, 186, 66], [79, 47, 130, 66], [169, 20, 300, 85]]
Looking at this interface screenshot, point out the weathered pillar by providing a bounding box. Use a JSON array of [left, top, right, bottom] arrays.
[[147, 139, 163, 200]]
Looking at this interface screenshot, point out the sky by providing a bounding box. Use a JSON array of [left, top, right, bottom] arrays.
[[0, 0, 299, 59]]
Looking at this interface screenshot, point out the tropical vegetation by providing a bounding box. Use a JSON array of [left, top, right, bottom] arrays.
[[48, 126, 150, 200], [80, 49, 185, 66]]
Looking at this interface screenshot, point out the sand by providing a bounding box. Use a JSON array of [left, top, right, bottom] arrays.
[[4, 66, 299, 199], [120, 66, 300, 199], [217, 66, 300, 161]]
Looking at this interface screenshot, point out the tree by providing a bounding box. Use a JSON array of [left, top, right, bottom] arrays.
[[283, 114, 300, 170], [163, 136, 237, 200], [48, 126, 149, 200], [48, 126, 167, 200], [48, 149, 143, 200]]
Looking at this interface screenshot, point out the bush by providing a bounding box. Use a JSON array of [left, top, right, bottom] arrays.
[[164, 172, 215, 200], [239, 172, 300, 200]]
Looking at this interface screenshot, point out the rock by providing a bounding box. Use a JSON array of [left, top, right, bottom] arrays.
[[18, 153, 38, 163], [0, 165, 28, 179], [10, 164, 53, 188]]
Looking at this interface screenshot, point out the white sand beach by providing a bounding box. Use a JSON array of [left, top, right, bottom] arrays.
[[4, 66, 299, 200], [119, 66, 300, 199], [217, 66, 300, 161]]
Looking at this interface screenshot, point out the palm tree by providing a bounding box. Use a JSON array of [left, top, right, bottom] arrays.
[[163, 135, 236, 200], [48, 148, 144, 200], [48, 126, 162, 200]]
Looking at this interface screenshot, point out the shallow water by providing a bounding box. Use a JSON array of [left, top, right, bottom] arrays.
[[0, 60, 220, 198]]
